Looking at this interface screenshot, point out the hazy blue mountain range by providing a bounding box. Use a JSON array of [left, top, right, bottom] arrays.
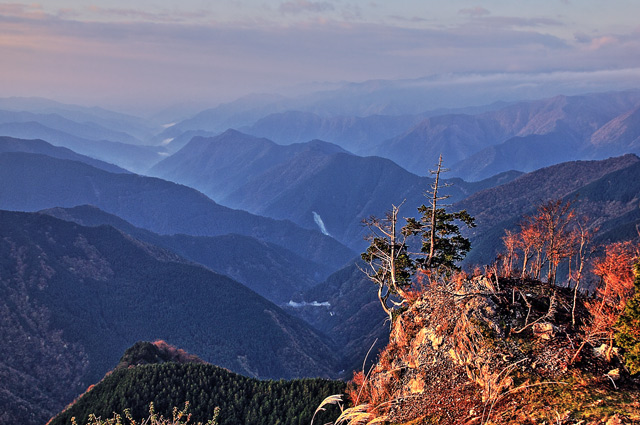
[[150, 129, 521, 250], [242, 110, 426, 155], [149, 129, 349, 201], [0, 96, 158, 141], [3, 90, 640, 182], [0, 121, 163, 173], [160, 129, 216, 154], [0, 109, 144, 145], [0, 152, 354, 270], [374, 91, 640, 177], [0, 210, 339, 424], [152, 90, 640, 182], [0, 136, 128, 174], [41, 205, 332, 304]]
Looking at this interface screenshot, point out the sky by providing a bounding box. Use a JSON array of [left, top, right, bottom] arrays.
[[1, 1, 640, 113]]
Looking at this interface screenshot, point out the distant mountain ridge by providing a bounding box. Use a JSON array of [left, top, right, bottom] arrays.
[[41, 205, 331, 304], [150, 129, 521, 250], [174, 90, 640, 181], [0, 136, 128, 174], [0, 121, 163, 173], [455, 154, 640, 265], [0, 109, 144, 145], [150, 129, 348, 201], [0, 151, 354, 270]]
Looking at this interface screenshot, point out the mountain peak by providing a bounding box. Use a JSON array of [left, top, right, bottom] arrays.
[[115, 341, 206, 370]]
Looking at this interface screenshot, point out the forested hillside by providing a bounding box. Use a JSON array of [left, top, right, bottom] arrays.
[[50, 342, 344, 425], [0, 210, 338, 425]]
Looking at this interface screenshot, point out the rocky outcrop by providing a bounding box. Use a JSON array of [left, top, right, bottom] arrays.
[[340, 275, 640, 424]]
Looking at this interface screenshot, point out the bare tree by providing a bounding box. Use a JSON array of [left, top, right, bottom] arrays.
[[361, 203, 413, 319]]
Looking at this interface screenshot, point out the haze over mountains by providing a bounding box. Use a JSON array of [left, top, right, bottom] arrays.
[[1, 88, 640, 424]]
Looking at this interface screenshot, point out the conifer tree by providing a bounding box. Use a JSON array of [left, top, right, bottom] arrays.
[[361, 155, 475, 319]]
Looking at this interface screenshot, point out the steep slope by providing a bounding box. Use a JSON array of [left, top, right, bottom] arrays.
[[0, 210, 339, 425], [285, 261, 389, 375], [377, 90, 640, 178], [0, 96, 157, 142], [225, 152, 428, 249], [49, 342, 344, 425], [149, 129, 348, 201], [455, 154, 640, 265], [341, 275, 640, 424], [41, 205, 331, 304], [375, 113, 512, 175], [0, 121, 162, 173], [0, 135, 128, 174], [590, 105, 640, 156], [244, 110, 424, 154], [0, 152, 354, 270], [0, 109, 144, 145]]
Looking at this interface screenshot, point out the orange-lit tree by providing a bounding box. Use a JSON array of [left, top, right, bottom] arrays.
[[502, 199, 578, 284], [574, 241, 639, 362], [615, 263, 640, 374]]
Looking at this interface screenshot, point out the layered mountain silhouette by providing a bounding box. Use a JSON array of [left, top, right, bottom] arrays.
[[0, 210, 339, 425], [0, 109, 144, 145], [0, 136, 128, 174], [0, 152, 354, 270], [243, 110, 425, 155], [455, 154, 640, 265], [41, 205, 331, 304], [150, 130, 520, 250], [149, 129, 349, 201], [0, 96, 156, 142], [0, 121, 162, 173], [378, 91, 640, 178], [156, 90, 640, 182]]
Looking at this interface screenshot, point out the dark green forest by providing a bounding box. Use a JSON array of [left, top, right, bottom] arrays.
[[50, 362, 344, 425]]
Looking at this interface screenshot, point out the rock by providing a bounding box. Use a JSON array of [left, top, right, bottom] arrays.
[[606, 413, 630, 425], [532, 322, 556, 340], [409, 376, 425, 393], [606, 368, 620, 381], [593, 344, 620, 360], [426, 327, 444, 349]]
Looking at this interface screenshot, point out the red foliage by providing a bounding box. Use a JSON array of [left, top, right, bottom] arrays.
[[592, 241, 638, 311]]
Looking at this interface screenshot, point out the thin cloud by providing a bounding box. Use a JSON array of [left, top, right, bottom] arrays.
[[470, 15, 563, 28], [588, 35, 618, 50], [0, 3, 47, 20], [84, 5, 214, 24], [279, 1, 335, 15], [389, 15, 430, 23], [1, 3, 639, 110], [458, 7, 490, 17]]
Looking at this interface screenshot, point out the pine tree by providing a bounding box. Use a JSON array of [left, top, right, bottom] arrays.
[[361, 155, 475, 319]]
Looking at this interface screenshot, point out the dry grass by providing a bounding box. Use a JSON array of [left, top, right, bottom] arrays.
[[71, 402, 219, 425]]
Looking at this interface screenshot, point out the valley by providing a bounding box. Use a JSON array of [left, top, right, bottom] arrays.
[[1, 88, 639, 424]]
